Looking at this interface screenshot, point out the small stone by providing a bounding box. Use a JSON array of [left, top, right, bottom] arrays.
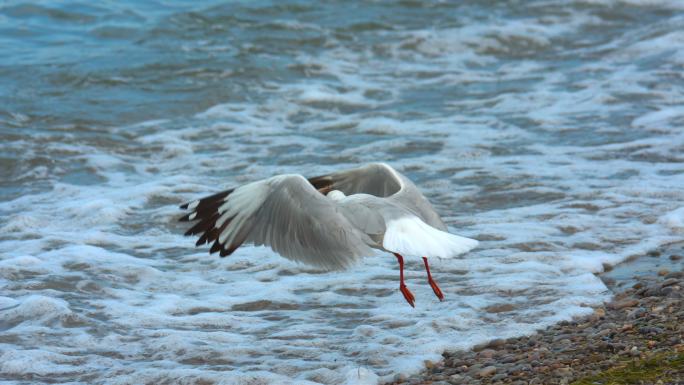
[[500, 354, 518, 364], [608, 298, 638, 310], [577, 322, 591, 330], [639, 326, 664, 335], [448, 374, 464, 382], [594, 307, 606, 317], [669, 254, 682, 261], [491, 373, 507, 382], [630, 346, 640, 357], [661, 278, 679, 287], [472, 342, 488, 352], [487, 338, 506, 349], [600, 322, 618, 330], [658, 269, 669, 276], [627, 307, 647, 319], [476, 366, 497, 377], [478, 349, 496, 359], [555, 367, 572, 376], [620, 323, 633, 331], [482, 359, 497, 367], [507, 364, 524, 374], [644, 287, 662, 296], [467, 363, 483, 374], [611, 342, 627, 352], [552, 333, 570, 342], [592, 329, 611, 338], [647, 340, 657, 349]]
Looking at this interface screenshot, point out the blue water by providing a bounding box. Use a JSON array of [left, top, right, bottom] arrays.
[[2, 1, 684, 384]]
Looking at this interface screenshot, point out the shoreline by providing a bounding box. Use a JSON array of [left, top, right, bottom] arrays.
[[388, 245, 684, 385]]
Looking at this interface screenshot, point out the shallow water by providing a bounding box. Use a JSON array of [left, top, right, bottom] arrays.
[[2, 0, 684, 384]]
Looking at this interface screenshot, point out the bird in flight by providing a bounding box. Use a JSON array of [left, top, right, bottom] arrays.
[[179, 163, 478, 307]]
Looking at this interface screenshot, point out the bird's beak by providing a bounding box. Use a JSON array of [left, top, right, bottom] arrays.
[[317, 186, 333, 195]]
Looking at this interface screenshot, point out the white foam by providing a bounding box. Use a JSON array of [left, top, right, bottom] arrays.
[[298, 86, 372, 107], [0, 295, 72, 326], [0, 349, 83, 377], [661, 207, 684, 231], [344, 367, 379, 385]]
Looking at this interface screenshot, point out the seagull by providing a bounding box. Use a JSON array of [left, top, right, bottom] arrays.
[[179, 163, 478, 307]]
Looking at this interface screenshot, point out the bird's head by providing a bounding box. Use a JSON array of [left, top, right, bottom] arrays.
[[327, 190, 346, 201]]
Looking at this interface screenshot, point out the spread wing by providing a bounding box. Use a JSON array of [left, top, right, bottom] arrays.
[[307, 163, 447, 231], [179, 174, 374, 270]]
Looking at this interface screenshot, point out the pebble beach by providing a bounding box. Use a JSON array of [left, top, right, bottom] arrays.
[[390, 248, 684, 385]]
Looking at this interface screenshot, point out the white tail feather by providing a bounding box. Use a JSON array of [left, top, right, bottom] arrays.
[[382, 217, 478, 258]]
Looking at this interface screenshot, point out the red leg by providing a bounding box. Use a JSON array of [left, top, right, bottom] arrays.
[[393, 253, 415, 307], [422, 257, 445, 301]]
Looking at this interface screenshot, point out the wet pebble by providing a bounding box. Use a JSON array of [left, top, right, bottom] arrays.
[[639, 326, 664, 335], [627, 307, 647, 319], [499, 354, 517, 364], [608, 298, 638, 310], [476, 366, 497, 378], [477, 349, 496, 359]]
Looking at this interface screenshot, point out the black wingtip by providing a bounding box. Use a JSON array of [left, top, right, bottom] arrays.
[[210, 240, 222, 254], [220, 243, 240, 258], [195, 232, 209, 246], [180, 202, 190, 209], [179, 213, 193, 222]]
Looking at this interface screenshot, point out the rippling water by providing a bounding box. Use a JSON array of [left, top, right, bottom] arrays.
[[2, 1, 684, 384]]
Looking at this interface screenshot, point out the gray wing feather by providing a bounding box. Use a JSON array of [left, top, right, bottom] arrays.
[[236, 175, 374, 270], [309, 163, 448, 231]]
